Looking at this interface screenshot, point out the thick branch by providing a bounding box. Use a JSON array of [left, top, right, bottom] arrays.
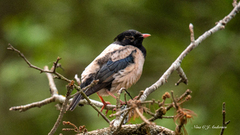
[[78, 124, 175, 135]]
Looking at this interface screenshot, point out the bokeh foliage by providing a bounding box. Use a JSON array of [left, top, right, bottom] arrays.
[[0, 0, 240, 134]]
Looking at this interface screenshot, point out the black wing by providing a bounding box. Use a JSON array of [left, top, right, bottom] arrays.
[[96, 52, 135, 83]]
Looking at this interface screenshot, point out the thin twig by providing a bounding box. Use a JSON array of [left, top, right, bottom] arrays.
[[123, 89, 133, 99], [140, 89, 192, 128], [178, 95, 192, 105], [159, 92, 171, 107], [51, 57, 61, 73], [68, 80, 99, 99], [171, 91, 179, 110], [7, 44, 47, 73], [48, 81, 74, 135], [189, 23, 195, 43], [136, 91, 144, 100], [69, 80, 111, 124], [172, 90, 185, 134], [62, 121, 80, 132], [144, 107, 155, 117], [87, 99, 110, 124], [166, 89, 192, 111], [175, 67, 188, 86], [135, 107, 152, 125], [162, 116, 174, 119], [124, 92, 127, 103], [220, 102, 230, 135], [7, 44, 72, 83]]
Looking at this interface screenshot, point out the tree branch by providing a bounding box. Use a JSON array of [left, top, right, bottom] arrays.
[[139, 1, 240, 101], [9, 96, 56, 112], [78, 124, 175, 135]]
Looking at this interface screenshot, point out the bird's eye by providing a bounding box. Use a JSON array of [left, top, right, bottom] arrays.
[[128, 36, 135, 41]]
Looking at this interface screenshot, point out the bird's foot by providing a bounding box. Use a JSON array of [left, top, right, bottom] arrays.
[[97, 93, 111, 115], [99, 100, 111, 116]]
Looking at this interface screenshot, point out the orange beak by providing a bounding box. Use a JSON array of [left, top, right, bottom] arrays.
[[142, 34, 151, 38]]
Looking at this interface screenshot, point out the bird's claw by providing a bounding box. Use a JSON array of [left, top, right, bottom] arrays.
[[99, 101, 111, 116]]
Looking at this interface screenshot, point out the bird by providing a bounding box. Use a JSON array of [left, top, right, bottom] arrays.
[[68, 29, 151, 111]]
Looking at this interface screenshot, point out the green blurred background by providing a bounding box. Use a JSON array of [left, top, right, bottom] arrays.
[[0, 0, 240, 134]]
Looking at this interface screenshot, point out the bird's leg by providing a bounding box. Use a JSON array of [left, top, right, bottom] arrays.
[[106, 90, 125, 105], [97, 92, 111, 115]]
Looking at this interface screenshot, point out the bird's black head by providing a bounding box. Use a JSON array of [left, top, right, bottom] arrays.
[[114, 30, 150, 47]]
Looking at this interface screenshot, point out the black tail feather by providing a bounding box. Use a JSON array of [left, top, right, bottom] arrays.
[[68, 82, 111, 111], [68, 93, 82, 111]]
